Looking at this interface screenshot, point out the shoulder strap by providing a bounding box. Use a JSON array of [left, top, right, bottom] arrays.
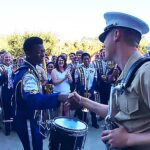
[[122, 57, 150, 89]]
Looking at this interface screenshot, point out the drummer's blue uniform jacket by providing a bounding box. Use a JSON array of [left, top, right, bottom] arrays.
[[13, 60, 59, 150]]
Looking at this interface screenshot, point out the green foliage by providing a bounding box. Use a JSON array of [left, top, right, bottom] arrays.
[[139, 37, 149, 54], [0, 36, 8, 50], [7, 34, 24, 57], [0, 32, 59, 58], [0, 32, 149, 59], [56, 38, 103, 56]]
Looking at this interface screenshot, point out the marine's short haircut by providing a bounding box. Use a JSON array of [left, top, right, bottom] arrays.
[[23, 37, 43, 53], [121, 27, 141, 47]]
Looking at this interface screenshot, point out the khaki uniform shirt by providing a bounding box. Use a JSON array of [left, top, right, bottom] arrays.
[[113, 51, 150, 150]]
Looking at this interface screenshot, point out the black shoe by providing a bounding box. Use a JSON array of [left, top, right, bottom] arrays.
[[92, 124, 99, 129]]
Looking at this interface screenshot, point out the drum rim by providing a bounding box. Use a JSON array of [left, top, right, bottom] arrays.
[[52, 116, 88, 133]]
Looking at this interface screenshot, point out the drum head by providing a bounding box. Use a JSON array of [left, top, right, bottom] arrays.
[[53, 117, 87, 131]]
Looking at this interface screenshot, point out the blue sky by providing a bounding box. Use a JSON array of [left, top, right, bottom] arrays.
[[0, 0, 150, 41]]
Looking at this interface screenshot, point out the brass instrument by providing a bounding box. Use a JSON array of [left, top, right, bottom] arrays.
[[82, 77, 89, 123], [34, 55, 53, 138], [44, 84, 53, 94]]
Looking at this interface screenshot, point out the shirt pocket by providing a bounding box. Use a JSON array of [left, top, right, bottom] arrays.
[[118, 92, 139, 115]]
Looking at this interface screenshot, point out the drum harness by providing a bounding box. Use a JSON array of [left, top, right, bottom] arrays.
[[104, 57, 150, 150]]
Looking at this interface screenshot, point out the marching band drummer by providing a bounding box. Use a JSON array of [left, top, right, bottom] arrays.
[[13, 37, 68, 150], [0, 52, 13, 136]]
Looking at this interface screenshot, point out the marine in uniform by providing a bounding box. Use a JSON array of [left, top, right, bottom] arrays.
[[68, 12, 150, 150], [13, 37, 65, 150]]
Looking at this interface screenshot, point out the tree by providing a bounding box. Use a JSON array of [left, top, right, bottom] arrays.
[[6, 32, 59, 58], [7, 34, 24, 57], [139, 37, 149, 54], [1, 32, 149, 58]]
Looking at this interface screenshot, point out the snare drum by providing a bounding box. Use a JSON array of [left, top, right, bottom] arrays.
[[49, 117, 88, 150]]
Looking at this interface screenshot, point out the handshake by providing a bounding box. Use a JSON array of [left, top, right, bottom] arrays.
[[58, 92, 83, 110]]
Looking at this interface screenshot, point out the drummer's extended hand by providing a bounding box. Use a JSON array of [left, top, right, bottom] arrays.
[[58, 94, 69, 103]]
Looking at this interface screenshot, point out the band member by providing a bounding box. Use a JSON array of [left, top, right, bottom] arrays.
[[17, 55, 25, 68], [76, 50, 84, 68], [0, 50, 6, 64], [74, 52, 99, 128], [0, 52, 13, 135], [68, 12, 150, 150], [68, 53, 76, 70], [13, 37, 67, 150], [92, 49, 114, 104], [51, 55, 57, 65], [68, 52, 77, 92], [46, 61, 54, 84]]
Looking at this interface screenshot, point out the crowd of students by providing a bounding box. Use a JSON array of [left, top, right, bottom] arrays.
[[0, 47, 121, 136]]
